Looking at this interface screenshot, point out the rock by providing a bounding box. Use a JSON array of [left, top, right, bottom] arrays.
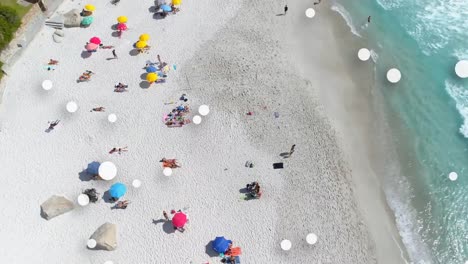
[[90, 223, 117, 251], [52, 34, 62, 43], [63, 9, 81, 28], [40, 195, 74, 220], [54, 29, 64, 37]]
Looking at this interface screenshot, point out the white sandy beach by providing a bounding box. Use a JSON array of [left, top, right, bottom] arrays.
[[0, 0, 408, 263]]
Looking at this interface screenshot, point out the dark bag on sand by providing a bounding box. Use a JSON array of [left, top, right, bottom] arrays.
[[273, 163, 284, 169]]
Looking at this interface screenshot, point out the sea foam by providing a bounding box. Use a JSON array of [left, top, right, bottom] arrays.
[[445, 80, 468, 138], [330, 3, 362, 37]]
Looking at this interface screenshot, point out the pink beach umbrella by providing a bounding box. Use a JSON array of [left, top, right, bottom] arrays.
[[85, 43, 99, 52], [117, 23, 127, 31], [172, 212, 187, 228], [89, 37, 101, 45]]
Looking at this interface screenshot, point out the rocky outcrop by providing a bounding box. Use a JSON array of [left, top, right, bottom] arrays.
[[40, 195, 74, 220], [89, 223, 117, 251], [63, 9, 81, 28]]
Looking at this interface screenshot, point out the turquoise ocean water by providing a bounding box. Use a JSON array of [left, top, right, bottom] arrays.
[[331, 0, 468, 263]]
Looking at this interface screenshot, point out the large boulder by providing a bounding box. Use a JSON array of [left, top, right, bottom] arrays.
[[63, 9, 81, 28], [40, 195, 74, 220], [90, 223, 117, 251]]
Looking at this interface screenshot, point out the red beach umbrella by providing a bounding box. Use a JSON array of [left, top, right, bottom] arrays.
[[85, 43, 98, 51], [89, 37, 101, 45], [172, 212, 187, 228], [117, 23, 127, 31]]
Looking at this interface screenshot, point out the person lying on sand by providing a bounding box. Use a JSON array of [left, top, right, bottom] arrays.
[[115, 200, 130, 209], [160, 158, 181, 168], [90, 107, 105, 112], [48, 59, 59, 65], [109, 147, 128, 154], [48, 120, 60, 130]]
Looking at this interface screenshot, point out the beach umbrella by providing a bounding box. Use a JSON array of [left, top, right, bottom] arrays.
[[358, 48, 371, 61], [306, 233, 318, 245], [84, 4, 96, 11], [109, 182, 127, 199], [305, 8, 315, 18], [449, 172, 458, 181], [135, 40, 147, 49], [132, 179, 142, 188], [139, 33, 150, 41], [193, 115, 202, 125], [146, 72, 158, 83], [98, 161, 117, 180], [146, 65, 157, 73], [455, 60, 468, 78], [89, 37, 101, 45], [117, 16, 127, 23], [85, 43, 98, 52], [77, 194, 90, 206], [386, 68, 401, 83], [172, 212, 187, 228], [87, 161, 100, 175], [42, 80, 53, 90], [66, 101, 78, 113], [198, 105, 210, 116], [117, 23, 127, 31], [87, 239, 97, 248], [81, 16, 94, 26], [280, 239, 292, 250], [104, 261, 114, 264], [163, 167, 172, 176], [173, 0, 181, 5], [161, 4, 172, 12], [108, 113, 117, 123], [212, 237, 232, 253]]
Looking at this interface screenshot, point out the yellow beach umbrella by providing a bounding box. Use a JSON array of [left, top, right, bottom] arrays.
[[117, 16, 128, 23], [139, 34, 150, 41], [173, 0, 182, 5], [84, 4, 96, 12], [135, 41, 147, 49], [146, 73, 158, 83]]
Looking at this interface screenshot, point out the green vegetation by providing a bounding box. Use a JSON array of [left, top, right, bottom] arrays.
[[0, 0, 31, 17]]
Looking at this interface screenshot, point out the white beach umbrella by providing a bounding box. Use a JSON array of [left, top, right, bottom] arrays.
[[103, 261, 114, 264], [280, 239, 292, 251], [358, 48, 371, 61], [87, 239, 97, 249], [77, 194, 90, 206], [306, 233, 318, 245], [386, 68, 401, 83], [448, 172, 458, 181], [305, 8, 315, 18], [193, 115, 202, 125], [455, 60, 468, 78], [163, 167, 173, 176], [42, 80, 53, 90], [132, 179, 142, 188], [198, 105, 210, 116], [98, 161, 117, 181], [108, 114, 117, 123], [66, 101, 78, 113]]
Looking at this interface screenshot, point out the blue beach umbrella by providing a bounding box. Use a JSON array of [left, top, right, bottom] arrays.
[[161, 4, 172, 12], [212, 236, 232, 253], [146, 65, 157, 73], [86, 161, 100, 175], [109, 182, 127, 198], [81, 16, 94, 26]]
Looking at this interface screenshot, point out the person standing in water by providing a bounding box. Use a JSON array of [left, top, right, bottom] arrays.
[[367, 16, 371, 23], [112, 49, 118, 59], [284, 5, 288, 15]]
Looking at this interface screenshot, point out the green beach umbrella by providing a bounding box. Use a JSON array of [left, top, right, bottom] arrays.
[[81, 16, 94, 26]]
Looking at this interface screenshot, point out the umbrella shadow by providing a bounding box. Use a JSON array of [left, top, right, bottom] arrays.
[[140, 73, 148, 80], [239, 187, 250, 194], [148, 6, 157, 13], [44, 128, 52, 133], [102, 190, 115, 203], [129, 49, 140, 56], [276, 13, 285, 16], [152, 219, 176, 234], [280, 152, 290, 158], [139, 81, 151, 89], [152, 13, 166, 20], [40, 207, 48, 220], [79, 169, 95, 181], [81, 51, 92, 59], [110, 24, 117, 30], [111, 31, 120, 38], [205, 241, 219, 257]]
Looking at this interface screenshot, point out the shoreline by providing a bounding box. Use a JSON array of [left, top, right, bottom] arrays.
[[286, 2, 411, 263]]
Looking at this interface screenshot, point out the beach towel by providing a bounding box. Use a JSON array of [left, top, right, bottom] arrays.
[[273, 162, 284, 169], [225, 247, 242, 257]]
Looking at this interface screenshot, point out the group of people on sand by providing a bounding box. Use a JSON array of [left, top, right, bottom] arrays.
[[221, 243, 241, 263], [77, 70, 94, 82], [164, 104, 191, 127], [246, 181, 262, 199], [109, 146, 128, 154], [114, 82, 129, 92]]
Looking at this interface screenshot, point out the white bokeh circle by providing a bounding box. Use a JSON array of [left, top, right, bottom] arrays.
[[358, 48, 371, 61], [455, 60, 468, 78], [280, 239, 292, 251], [193, 115, 202, 125], [163, 167, 173, 176], [66, 101, 78, 113], [77, 194, 90, 206], [305, 8, 315, 18], [42, 80, 53, 90], [108, 114, 117, 123], [387, 68, 401, 83]]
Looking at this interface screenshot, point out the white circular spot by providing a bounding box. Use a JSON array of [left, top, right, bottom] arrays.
[[163, 167, 173, 176], [387, 68, 401, 83], [455, 60, 468, 78], [358, 48, 371, 61], [280, 239, 292, 251], [66, 101, 78, 113], [98, 161, 117, 181], [77, 194, 90, 206], [449, 172, 458, 181], [305, 8, 315, 18], [108, 114, 117, 123], [132, 179, 142, 188], [87, 239, 97, 248], [103, 261, 114, 264], [306, 233, 318, 245], [198, 105, 210, 116], [193, 115, 202, 125], [42, 80, 53, 90]]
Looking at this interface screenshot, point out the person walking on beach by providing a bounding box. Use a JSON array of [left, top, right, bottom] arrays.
[[284, 5, 288, 15], [288, 144, 296, 157], [48, 120, 60, 130], [163, 210, 169, 221], [112, 49, 118, 59], [314, 0, 322, 5]]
